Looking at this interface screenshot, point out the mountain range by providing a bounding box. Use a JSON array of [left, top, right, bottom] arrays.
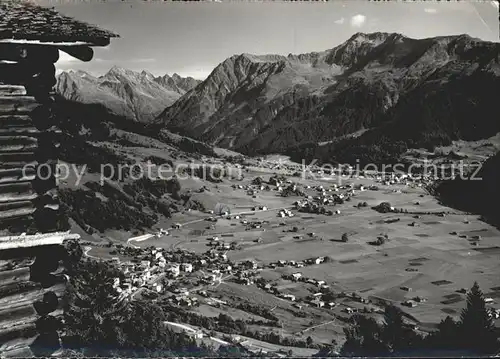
[[56, 67, 201, 122], [56, 32, 500, 165], [156, 32, 500, 161]]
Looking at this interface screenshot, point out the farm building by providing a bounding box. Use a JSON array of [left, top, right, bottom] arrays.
[[181, 263, 193, 273], [0, 2, 118, 355]]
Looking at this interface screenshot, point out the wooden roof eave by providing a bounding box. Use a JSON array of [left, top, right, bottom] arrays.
[[0, 38, 110, 47], [0, 38, 114, 63]]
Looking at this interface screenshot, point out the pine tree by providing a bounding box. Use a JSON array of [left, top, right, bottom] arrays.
[[382, 305, 422, 354], [425, 315, 459, 351], [62, 259, 128, 350], [167, 176, 182, 200], [341, 314, 389, 356], [458, 281, 499, 354]]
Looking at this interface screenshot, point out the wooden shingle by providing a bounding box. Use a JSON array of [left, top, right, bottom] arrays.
[[0, 0, 119, 46]]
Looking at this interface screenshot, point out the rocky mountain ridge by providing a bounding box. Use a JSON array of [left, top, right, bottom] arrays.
[[156, 32, 500, 162], [56, 67, 201, 122]]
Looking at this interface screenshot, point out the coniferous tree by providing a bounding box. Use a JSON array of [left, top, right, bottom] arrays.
[[62, 256, 212, 356], [382, 305, 422, 354], [341, 314, 389, 356], [424, 315, 459, 351], [340, 283, 500, 357], [167, 176, 182, 200], [63, 259, 128, 351], [458, 281, 498, 354]]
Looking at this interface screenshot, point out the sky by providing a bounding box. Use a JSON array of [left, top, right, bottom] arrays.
[[34, 0, 500, 79]]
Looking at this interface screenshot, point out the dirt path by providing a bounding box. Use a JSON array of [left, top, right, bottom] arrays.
[[297, 319, 343, 335], [83, 246, 100, 260]]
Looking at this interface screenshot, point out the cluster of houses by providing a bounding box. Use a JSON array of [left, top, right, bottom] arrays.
[[488, 308, 500, 319], [253, 272, 334, 309], [250, 205, 268, 212], [110, 244, 239, 300], [168, 287, 200, 307], [111, 235, 388, 325], [165, 262, 194, 278], [111, 259, 162, 298], [112, 246, 214, 298], [233, 260, 259, 285], [294, 200, 341, 216], [304, 292, 337, 309], [373, 172, 435, 188], [231, 173, 309, 199], [266, 256, 326, 270], [280, 183, 306, 197], [206, 236, 233, 252], [278, 208, 294, 218], [402, 296, 428, 308], [287, 183, 370, 216], [244, 220, 269, 230]]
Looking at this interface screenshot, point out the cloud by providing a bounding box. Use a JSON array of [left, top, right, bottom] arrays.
[[424, 8, 438, 14], [94, 58, 112, 63], [93, 57, 155, 64], [175, 67, 213, 80], [56, 51, 79, 65], [350, 14, 366, 28], [334, 17, 345, 25], [132, 58, 156, 63]]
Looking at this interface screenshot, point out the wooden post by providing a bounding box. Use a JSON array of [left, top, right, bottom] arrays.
[[0, 43, 77, 357], [0, 233, 79, 357]]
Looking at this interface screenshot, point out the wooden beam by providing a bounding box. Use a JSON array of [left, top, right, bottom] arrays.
[[0, 201, 34, 213], [0, 232, 79, 251], [0, 127, 40, 135], [0, 257, 35, 271], [0, 182, 33, 194], [0, 115, 33, 128], [0, 96, 38, 116], [0, 305, 37, 333], [59, 46, 94, 62], [0, 161, 37, 171], [0, 194, 37, 205], [0, 44, 59, 64], [0, 136, 38, 153], [0, 86, 26, 96], [0, 267, 31, 289], [0, 192, 38, 203], [0, 208, 36, 221], [0, 169, 35, 181], [0, 322, 37, 352], [0, 174, 36, 186], [0, 153, 36, 166]]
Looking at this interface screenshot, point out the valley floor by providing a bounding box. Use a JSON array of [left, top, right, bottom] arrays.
[[83, 161, 500, 354]]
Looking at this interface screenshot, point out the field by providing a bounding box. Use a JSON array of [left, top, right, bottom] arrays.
[[91, 162, 500, 348]]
